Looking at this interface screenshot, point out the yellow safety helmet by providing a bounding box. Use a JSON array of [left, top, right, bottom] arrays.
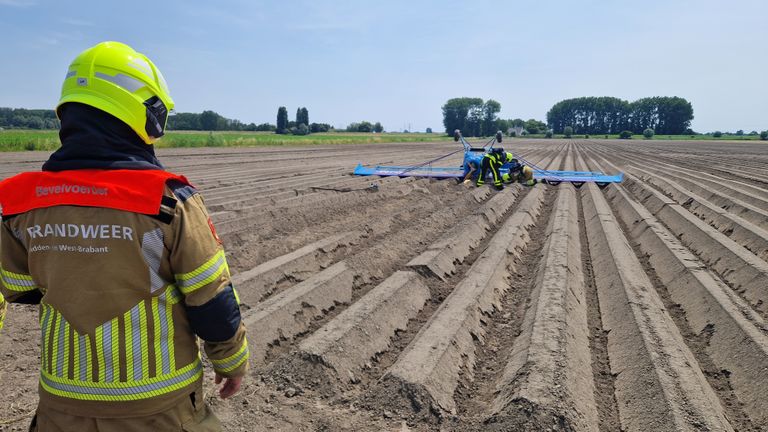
[[57, 41, 174, 144]]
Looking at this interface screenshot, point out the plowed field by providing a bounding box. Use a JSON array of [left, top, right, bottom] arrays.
[[2, 139, 767, 431]]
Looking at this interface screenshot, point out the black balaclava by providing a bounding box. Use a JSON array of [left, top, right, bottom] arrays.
[[43, 102, 164, 172]]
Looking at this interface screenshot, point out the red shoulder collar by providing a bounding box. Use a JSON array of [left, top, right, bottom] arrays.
[[0, 170, 191, 216]]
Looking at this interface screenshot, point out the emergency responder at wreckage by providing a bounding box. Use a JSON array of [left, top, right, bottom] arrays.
[[0, 41, 248, 431], [473, 147, 536, 190]]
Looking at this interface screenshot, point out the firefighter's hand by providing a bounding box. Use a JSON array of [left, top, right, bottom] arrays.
[[215, 373, 243, 399]]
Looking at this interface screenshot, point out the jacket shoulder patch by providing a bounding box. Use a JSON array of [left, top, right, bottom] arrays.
[[167, 180, 198, 202]]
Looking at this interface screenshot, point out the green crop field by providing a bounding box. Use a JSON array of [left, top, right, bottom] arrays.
[[0, 130, 449, 152], [1, 130, 764, 153]]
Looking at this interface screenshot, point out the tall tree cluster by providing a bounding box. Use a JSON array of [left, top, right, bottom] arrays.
[[276, 106, 289, 134], [276, 106, 313, 134], [442, 97, 501, 137], [546, 96, 693, 135], [296, 107, 309, 127]]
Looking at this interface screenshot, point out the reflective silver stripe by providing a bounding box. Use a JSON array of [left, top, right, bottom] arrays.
[[41, 361, 203, 398], [78, 334, 88, 381], [103, 320, 114, 382], [130, 306, 143, 380], [127, 58, 153, 80], [56, 319, 67, 376], [49, 311, 59, 374], [94, 72, 145, 93], [0, 272, 36, 291], [158, 293, 171, 375], [216, 345, 249, 371], [168, 288, 182, 303], [1, 274, 35, 287], [40, 305, 53, 371], [176, 254, 226, 290], [142, 229, 166, 293], [65, 70, 76, 79]]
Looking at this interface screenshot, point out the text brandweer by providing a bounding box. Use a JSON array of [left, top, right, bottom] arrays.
[[35, 184, 108, 197], [27, 224, 133, 240]]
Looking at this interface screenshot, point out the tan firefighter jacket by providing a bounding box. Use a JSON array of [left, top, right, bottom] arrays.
[[0, 169, 248, 417]]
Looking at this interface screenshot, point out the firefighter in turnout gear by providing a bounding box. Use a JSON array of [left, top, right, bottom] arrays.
[[502, 158, 536, 187], [0, 42, 248, 431], [474, 148, 536, 190], [475, 148, 510, 190]]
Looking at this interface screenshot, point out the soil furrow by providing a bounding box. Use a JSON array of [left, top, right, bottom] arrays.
[[605, 184, 765, 431], [582, 181, 733, 431], [363, 185, 546, 421], [5, 140, 768, 432]]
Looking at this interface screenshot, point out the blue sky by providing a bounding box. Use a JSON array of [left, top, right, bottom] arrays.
[[1, 0, 765, 133]]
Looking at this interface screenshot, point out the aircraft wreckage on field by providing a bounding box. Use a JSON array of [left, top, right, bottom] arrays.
[[354, 130, 623, 188]]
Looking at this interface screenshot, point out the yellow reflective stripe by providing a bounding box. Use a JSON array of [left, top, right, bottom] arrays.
[[40, 359, 203, 402], [50, 311, 61, 375], [139, 303, 149, 379], [0, 268, 37, 292], [179, 265, 226, 294], [59, 320, 70, 377], [73, 332, 80, 381], [110, 317, 119, 382], [84, 335, 92, 382], [232, 286, 241, 305], [95, 318, 118, 382], [152, 296, 161, 377], [124, 308, 134, 381], [95, 326, 105, 382], [167, 285, 182, 305], [166, 290, 175, 372], [175, 250, 225, 281], [40, 304, 54, 372], [210, 337, 249, 373], [0, 293, 5, 331], [175, 250, 228, 294]]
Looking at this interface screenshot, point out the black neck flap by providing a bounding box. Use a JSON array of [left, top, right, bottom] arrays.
[[43, 103, 165, 172]]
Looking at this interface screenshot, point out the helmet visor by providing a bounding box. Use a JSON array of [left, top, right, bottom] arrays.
[[144, 96, 169, 140]]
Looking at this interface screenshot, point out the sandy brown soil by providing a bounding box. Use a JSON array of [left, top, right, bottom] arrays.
[[1, 139, 768, 431]]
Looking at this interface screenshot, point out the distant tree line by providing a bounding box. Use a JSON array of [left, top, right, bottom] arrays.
[[546, 96, 694, 135], [501, 118, 548, 136], [346, 121, 384, 133], [168, 111, 275, 131], [275, 106, 333, 135], [441, 98, 547, 137], [0, 107, 279, 132], [0, 108, 60, 129]]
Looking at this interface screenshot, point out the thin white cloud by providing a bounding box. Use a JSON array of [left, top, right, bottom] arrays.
[[60, 17, 95, 27], [0, 0, 37, 6], [288, 21, 360, 31], [38, 36, 60, 45]]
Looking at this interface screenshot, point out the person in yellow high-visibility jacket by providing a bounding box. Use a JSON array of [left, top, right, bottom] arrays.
[[502, 157, 536, 186], [475, 149, 511, 190], [0, 42, 248, 432], [475, 149, 537, 190]]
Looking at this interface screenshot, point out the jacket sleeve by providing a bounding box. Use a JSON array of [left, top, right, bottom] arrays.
[[1, 219, 42, 305], [168, 191, 249, 378]]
